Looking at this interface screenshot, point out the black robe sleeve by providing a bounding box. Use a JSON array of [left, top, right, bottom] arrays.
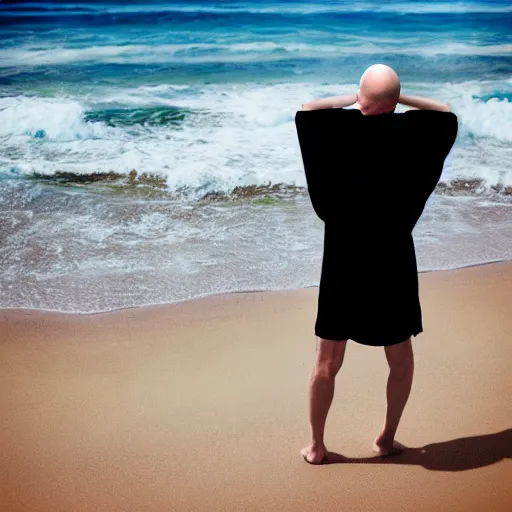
[[294, 107, 458, 346], [295, 108, 458, 230]]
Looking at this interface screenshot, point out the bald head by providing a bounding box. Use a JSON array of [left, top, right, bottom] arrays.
[[356, 64, 401, 116]]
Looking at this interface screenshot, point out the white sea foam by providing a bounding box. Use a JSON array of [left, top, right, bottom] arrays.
[[456, 96, 512, 142], [2, 190, 511, 313], [0, 81, 510, 193], [442, 83, 512, 142], [14, 1, 508, 15], [88, 2, 512, 15], [1, 41, 510, 67], [255, 2, 512, 14], [0, 96, 121, 141]]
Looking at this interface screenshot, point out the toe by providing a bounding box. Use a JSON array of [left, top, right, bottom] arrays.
[[303, 454, 325, 465], [301, 447, 326, 465]]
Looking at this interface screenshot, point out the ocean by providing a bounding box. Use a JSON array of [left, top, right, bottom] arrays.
[[1, 0, 511, 313]]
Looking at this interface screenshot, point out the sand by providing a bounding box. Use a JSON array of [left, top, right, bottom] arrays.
[[1, 261, 511, 512]]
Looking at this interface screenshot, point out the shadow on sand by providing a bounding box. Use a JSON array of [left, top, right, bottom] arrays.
[[323, 428, 512, 471]]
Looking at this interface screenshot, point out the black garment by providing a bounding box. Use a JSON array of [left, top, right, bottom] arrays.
[[295, 108, 458, 346]]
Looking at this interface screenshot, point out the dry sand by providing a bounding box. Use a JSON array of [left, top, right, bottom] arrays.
[[1, 262, 511, 512]]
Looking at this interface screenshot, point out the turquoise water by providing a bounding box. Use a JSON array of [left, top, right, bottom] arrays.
[[1, 1, 511, 312]]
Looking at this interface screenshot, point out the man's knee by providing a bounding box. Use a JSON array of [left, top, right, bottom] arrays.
[[385, 337, 414, 378], [314, 338, 347, 378], [314, 358, 343, 379]]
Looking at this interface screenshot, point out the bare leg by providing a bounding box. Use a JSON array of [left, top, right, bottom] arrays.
[[301, 337, 347, 464], [374, 336, 414, 456]]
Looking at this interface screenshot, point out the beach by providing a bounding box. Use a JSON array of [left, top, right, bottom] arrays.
[[1, 2, 511, 510], [1, 261, 511, 512]]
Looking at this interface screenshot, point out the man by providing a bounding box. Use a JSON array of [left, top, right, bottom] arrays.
[[302, 64, 450, 115], [297, 64, 456, 465]]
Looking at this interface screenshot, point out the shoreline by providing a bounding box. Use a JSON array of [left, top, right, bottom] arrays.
[[2, 257, 511, 317]]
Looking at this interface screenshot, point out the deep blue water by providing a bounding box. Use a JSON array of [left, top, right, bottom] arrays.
[[1, 0, 512, 89]]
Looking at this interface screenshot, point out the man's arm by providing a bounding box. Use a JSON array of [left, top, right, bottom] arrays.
[[301, 93, 357, 111], [399, 94, 450, 112]]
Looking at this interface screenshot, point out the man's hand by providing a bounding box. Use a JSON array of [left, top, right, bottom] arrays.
[[399, 94, 450, 112], [301, 93, 358, 111]]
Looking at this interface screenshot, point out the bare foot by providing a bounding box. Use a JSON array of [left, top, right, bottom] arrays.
[[373, 433, 406, 456], [301, 443, 327, 465], [301, 444, 348, 465]]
